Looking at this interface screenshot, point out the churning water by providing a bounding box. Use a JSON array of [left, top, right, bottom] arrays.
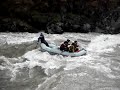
[[0, 32, 120, 90]]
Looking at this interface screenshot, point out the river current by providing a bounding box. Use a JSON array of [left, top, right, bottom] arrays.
[[0, 32, 120, 90]]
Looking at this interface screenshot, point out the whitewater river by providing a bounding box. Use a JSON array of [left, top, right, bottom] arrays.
[[0, 32, 120, 90]]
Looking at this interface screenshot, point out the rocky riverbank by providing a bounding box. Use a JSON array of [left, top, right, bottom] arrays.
[[0, 0, 120, 34]]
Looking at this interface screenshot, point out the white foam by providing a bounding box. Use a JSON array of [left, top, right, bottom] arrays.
[[0, 66, 6, 70], [87, 34, 120, 53], [21, 33, 119, 77], [0, 33, 39, 45], [22, 49, 67, 75], [1, 33, 120, 80]]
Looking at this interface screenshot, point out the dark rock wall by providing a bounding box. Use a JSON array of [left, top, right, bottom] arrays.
[[0, 0, 120, 34]]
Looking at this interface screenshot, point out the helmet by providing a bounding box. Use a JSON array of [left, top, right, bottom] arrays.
[[67, 39, 70, 42], [74, 41, 77, 43], [64, 41, 68, 44], [40, 33, 44, 37]]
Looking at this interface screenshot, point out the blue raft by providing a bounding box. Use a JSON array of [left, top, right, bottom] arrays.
[[40, 43, 87, 57]]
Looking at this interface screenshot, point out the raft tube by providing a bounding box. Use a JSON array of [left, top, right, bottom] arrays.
[[40, 43, 87, 57]]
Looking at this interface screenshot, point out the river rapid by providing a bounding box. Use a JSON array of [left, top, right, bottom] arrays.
[[0, 32, 120, 90]]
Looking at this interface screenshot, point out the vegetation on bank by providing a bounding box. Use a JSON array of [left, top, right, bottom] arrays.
[[0, 0, 120, 34]]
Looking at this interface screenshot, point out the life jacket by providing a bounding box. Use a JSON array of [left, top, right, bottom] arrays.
[[60, 43, 68, 51], [74, 43, 79, 48], [38, 36, 49, 47], [69, 45, 75, 52], [60, 43, 65, 50], [73, 43, 79, 52]]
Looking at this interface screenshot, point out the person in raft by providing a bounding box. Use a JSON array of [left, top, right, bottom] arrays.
[[60, 39, 80, 52], [73, 41, 79, 52], [60, 39, 71, 51], [68, 41, 79, 52], [66, 39, 71, 45], [38, 33, 49, 47], [60, 41, 69, 51], [68, 43, 75, 52]]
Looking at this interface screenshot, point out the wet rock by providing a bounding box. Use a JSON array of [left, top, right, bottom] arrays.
[[111, 18, 120, 34], [96, 7, 120, 34], [0, 0, 120, 34], [0, 18, 37, 33], [72, 25, 81, 32], [46, 22, 64, 34], [82, 23, 91, 33]]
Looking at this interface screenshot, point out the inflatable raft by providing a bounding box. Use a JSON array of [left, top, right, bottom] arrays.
[[40, 43, 87, 57]]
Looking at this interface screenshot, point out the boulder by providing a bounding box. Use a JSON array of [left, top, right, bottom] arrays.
[[46, 22, 64, 34], [0, 18, 37, 33]]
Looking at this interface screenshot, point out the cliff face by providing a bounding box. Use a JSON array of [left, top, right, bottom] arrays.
[[0, 0, 120, 34]]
